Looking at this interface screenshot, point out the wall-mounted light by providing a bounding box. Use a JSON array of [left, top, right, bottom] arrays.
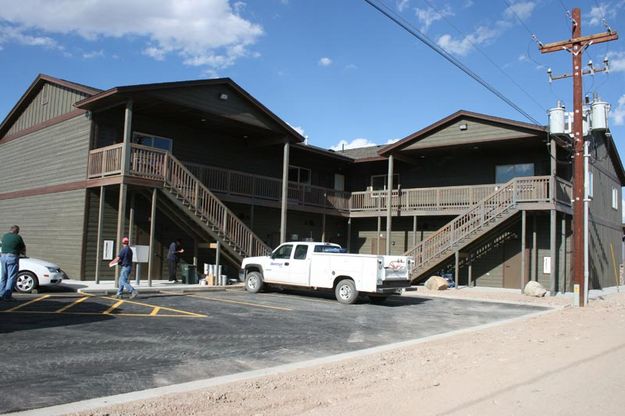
[[459, 123, 468, 131], [219, 93, 229, 101]]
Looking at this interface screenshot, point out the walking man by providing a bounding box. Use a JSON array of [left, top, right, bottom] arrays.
[[1, 225, 26, 301], [167, 239, 184, 283], [109, 237, 137, 299]]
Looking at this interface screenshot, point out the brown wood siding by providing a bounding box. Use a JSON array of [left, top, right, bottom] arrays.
[[0, 189, 87, 278], [0, 116, 91, 194], [6, 83, 88, 136], [403, 118, 536, 151], [588, 132, 623, 289]]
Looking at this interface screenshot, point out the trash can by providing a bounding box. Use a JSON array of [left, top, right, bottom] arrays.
[[180, 264, 198, 284]]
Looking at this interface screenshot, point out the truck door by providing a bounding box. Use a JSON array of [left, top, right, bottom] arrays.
[[289, 244, 311, 286], [265, 244, 293, 283]]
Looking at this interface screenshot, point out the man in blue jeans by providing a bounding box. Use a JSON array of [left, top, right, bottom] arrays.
[[109, 237, 137, 299], [1, 225, 26, 301]]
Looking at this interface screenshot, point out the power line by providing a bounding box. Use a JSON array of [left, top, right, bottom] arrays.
[[362, 0, 541, 125], [419, 0, 546, 112]]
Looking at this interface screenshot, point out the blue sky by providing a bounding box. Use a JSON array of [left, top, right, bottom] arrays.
[[1, 0, 624, 154]]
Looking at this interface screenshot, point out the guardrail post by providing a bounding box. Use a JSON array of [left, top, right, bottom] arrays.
[[101, 151, 107, 177], [222, 211, 228, 235], [194, 182, 199, 211], [512, 180, 518, 204], [450, 222, 455, 248], [550, 175, 556, 203]]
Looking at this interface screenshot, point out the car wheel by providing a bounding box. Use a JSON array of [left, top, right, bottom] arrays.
[[335, 279, 358, 304], [245, 271, 264, 293], [15, 271, 39, 293]]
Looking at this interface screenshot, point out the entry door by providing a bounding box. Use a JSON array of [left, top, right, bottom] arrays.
[[503, 239, 529, 289], [371, 236, 386, 255], [288, 244, 311, 286], [264, 244, 293, 283]]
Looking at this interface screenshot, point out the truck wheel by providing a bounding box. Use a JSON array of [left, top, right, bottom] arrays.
[[245, 271, 264, 293], [335, 279, 358, 304], [369, 295, 389, 304]]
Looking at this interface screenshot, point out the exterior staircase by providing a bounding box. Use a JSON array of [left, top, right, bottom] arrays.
[[130, 146, 272, 264], [405, 176, 551, 282]]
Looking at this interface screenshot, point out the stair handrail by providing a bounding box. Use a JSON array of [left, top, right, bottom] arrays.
[[405, 176, 551, 271]]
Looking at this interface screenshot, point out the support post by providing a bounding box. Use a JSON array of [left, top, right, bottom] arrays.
[[561, 214, 567, 292], [147, 188, 157, 288], [115, 183, 127, 286], [521, 210, 526, 292], [532, 214, 537, 281], [412, 215, 418, 247], [321, 212, 326, 243], [346, 218, 352, 253], [376, 215, 381, 255], [468, 261, 473, 287], [94, 186, 105, 284], [128, 192, 135, 244], [121, 100, 133, 176], [454, 250, 459, 289], [385, 154, 394, 255], [280, 142, 290, 243], [550, 209, 557, 295], [215, 240, 221, 283]]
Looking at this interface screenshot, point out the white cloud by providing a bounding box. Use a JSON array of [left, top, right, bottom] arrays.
[[396, 0, 410, 13], [319, 57, 332, 66], [415, 6, 454, 32], [330, 138, 378, 151], [503, 1, 536, 20], [588, 4, 611, 26], [288, 124, 307, 139], [607, 51, 625, 73], [82, 49, 104, 59], [0, 0, 263, 71], [611, 94, 625, 126], [437, 26, 497, 56]]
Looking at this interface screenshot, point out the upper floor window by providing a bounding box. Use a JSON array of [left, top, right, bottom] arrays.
[[370, 174, 399, 191], [133, 132, 173, 152], [289, 165, 311, 185], [612, 187, 619, 210], [495, 163, 534, 184]]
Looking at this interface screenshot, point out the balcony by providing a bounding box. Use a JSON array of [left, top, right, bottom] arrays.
[[88, 144, 573, 217]]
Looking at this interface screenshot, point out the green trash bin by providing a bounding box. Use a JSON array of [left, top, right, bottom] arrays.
[[179, 263, 198, 284]]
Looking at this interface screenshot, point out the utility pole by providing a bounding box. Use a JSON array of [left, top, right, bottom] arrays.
[[540, 8, 618, 306]]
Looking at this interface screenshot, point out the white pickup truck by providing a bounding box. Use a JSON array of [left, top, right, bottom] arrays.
[[240, 242, 413, 304]]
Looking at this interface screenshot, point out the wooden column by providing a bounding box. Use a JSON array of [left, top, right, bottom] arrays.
[[376, 216, 381, 255], [346, 218, 352, 253], [321, 212, 326, 242], [532, 214, 537, 281], [147, 188, 157, 288], [560, 214, 567, 292], [412, 215, 418, 247], [550, 138, 558, 295], [520, 210, 526, 291], [215, 240, 221, 281], [385, 154, 394, 255], [128, 192, 135, 244], [280, 142, 290, 243], [115, 100, 133, 286], [454, 250, 460, 289], [115, 183, 127, 286], [121, 100, 133, 175], [94, 186, 105, 284]]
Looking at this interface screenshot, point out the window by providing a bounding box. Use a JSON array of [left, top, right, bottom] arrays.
[[587, 171, 594, 199], [612, 188, 619, 210], [132, 132, 173, 152], [314, 244, 345, 253], [495, 163, 534, 184], [272, 244, 293, 259], [370, 174, 399, 191], [289, 166, 311, 185], [294, 245, 308, 260]]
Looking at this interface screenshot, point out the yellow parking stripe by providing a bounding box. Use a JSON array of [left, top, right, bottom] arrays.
[[179, 292, 292, 311], [103, 300, 123, 315], [55, 296, 89, 313], [0, 310, 202, 318], [150, 307, 161, 316], [5, 294, 50, 312], [101, 295, 206, 317]]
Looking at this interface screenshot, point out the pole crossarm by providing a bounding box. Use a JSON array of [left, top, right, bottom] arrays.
[[539, 31, 618, 54]]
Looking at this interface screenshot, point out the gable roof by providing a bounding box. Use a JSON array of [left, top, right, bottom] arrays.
[[378, 110, 547, 157], [0, 74, 101, 138], [74, 77, 305, 144]]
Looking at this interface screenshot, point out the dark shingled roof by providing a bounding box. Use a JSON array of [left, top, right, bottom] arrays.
[[335, 145, 385, 160]]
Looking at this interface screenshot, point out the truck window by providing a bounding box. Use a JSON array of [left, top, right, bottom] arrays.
[[294, 245, 308, 260], [314, 245, 345, 253], [273, 244, 293, 259]]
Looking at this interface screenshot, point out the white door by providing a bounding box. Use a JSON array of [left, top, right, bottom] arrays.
[[289, 244, 311, 286], [264, 244, 293, 283]]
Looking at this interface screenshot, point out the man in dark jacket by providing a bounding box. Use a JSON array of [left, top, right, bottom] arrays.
[[167, 239, 184, 282], [0, 225, 26, 301]]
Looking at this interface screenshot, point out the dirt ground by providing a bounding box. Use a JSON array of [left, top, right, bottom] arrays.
[[72, 288, 625, 416]]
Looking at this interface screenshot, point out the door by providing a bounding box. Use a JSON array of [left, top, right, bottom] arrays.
[[289, 244, 311, 286], [264, 244, 293, 283], [371, 236, 386, 255], [503, 238, 529, 289]]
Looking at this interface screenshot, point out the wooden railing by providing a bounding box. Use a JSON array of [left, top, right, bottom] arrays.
[[87, 144, 123, 178], [162, 150, 272, 258], [405, 176, 552, 276], [350, 184, 499, 213], [184, 161, 351, 211]]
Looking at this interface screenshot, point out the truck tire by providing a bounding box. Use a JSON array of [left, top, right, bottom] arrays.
[[335, 279, 358, 304], [245, 271, 264, 293]]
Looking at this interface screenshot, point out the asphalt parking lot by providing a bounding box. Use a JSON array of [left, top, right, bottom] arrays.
[[0, 289, 548, 413]]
